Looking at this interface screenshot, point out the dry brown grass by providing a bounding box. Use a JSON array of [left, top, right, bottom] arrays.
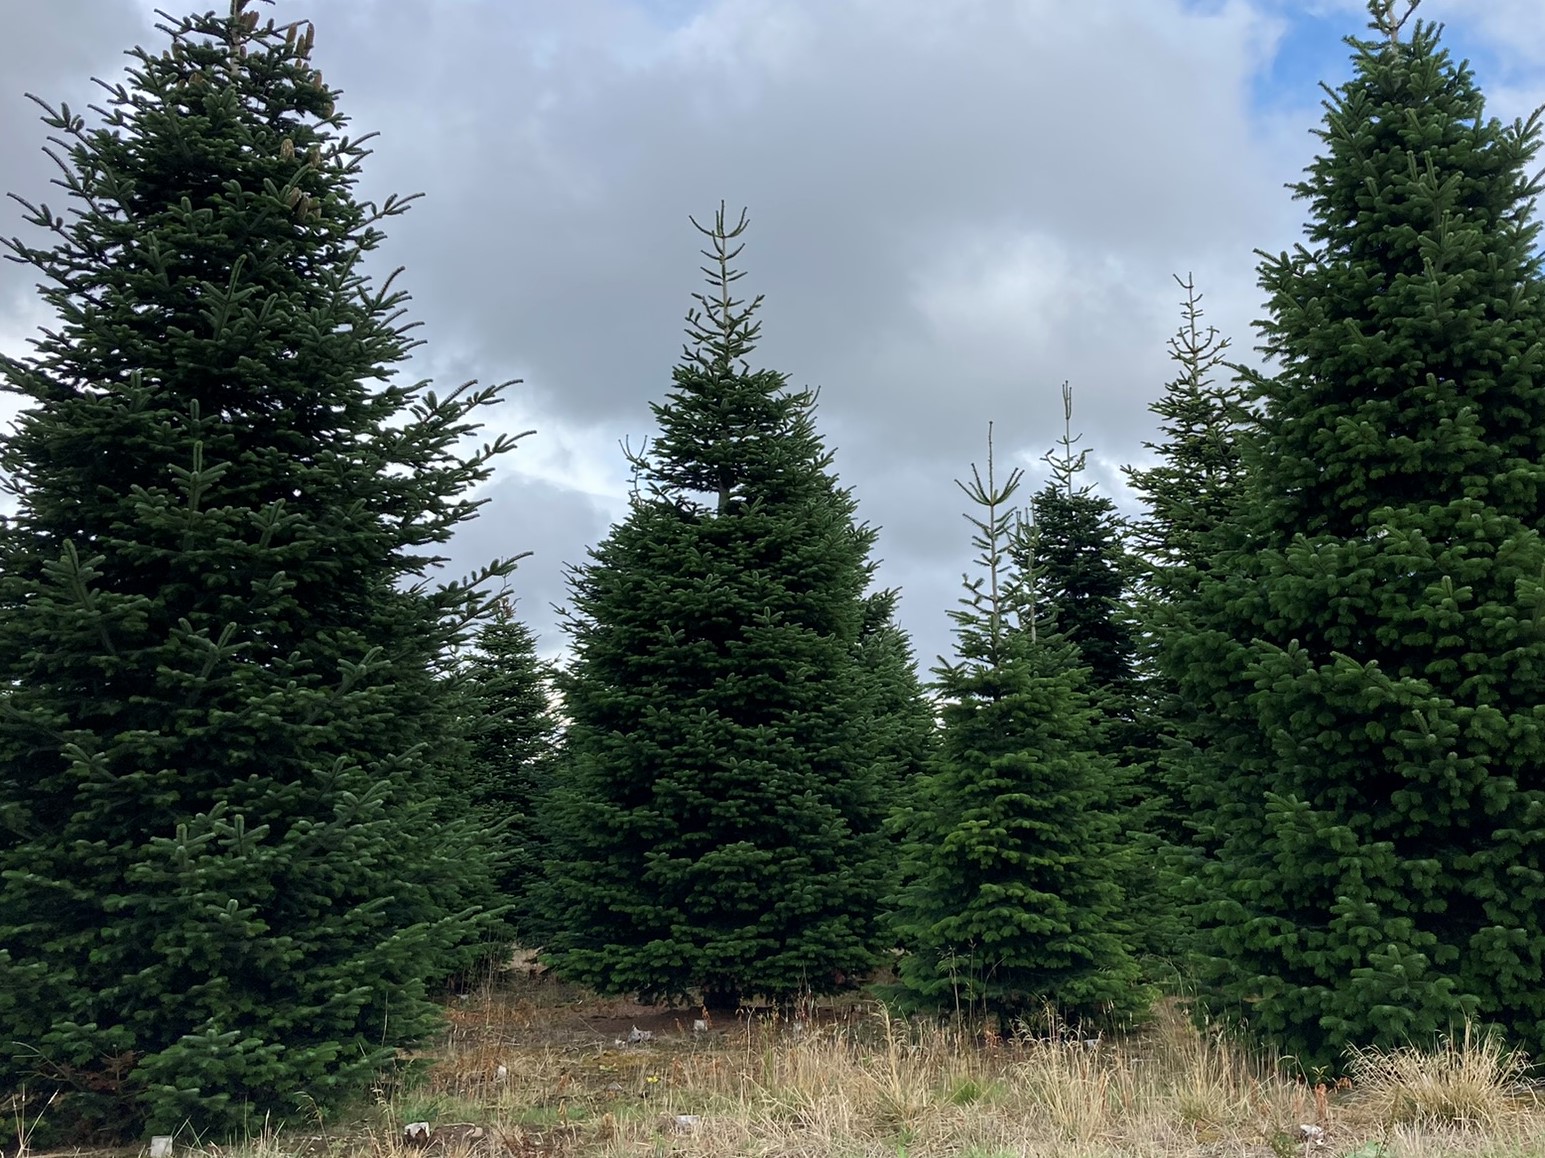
[[25, 974, 1545, 1158], [329, 972, 1545, 1158], [1345, 1023, 1540, 1132]]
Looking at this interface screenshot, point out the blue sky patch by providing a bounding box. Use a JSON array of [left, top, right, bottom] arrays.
[[1251, 5, 1516, 119], [1255, 9, 1359, 112]]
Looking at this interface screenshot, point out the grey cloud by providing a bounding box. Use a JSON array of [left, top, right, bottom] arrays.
[[0, 1, 150, 317], [442, 470, 616, 656], [251, 0, 1317, 669], [0, 0, 151, 449], [252, 0, 1307, 436], [3, 0, 1537, 672]]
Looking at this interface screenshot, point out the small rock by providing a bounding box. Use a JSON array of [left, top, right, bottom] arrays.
[[692, 1019, 709, 1034], [403, 1121, 433, 1148], [149, 1137, 174, 1158]]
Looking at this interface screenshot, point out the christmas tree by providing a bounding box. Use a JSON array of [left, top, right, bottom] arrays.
[[460, 601, 559, 945], [0, 3, 520, 1138], [541, 207, 895, 1007], [1019, 387, 1157, 957], [1123, 277, 1250, 955], [890, 427, 1143, 1026], [1023, 384, 1138, 702], [1178, 0, 1545, 1067]]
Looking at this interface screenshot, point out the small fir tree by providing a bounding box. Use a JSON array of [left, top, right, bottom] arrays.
[[541, 207, 894, 1007], [857, 589, 937, 803], [889, 427, 1144, 1026], [1022, 384, 1138, 701], [1176, 0, 1545, 1067], [461, 600, 559, 945], [0, 3, 519, 1139]]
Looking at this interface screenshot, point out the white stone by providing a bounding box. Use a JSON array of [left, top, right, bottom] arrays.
[[149, 1137, 173, 1158]]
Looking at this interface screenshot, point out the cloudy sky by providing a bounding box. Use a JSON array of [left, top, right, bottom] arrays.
[[3, 0, 1543, 671]]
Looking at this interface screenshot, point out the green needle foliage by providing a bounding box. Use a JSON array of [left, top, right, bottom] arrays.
[[460, 601, 559, 945], [1022, 386, 1157, 959], [1125, 274, 1249, 589], [1175, 0, 1545, 1069], [1123, 277, 1250, 954], [541, 207, 900, 1008], [890, 427, 1143, 1027], [1024, 383, 1138, 704], [0, 3, 520, 1139], [857, 588, 937, 809]]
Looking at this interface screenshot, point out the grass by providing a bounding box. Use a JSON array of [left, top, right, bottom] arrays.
[[352, 972, 1545, 1157], [16, 971, 1545, 1158], [1346, 1023, 1537, 1131]]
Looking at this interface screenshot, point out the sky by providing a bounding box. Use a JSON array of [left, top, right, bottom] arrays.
[[2, 0, 1543, 672]]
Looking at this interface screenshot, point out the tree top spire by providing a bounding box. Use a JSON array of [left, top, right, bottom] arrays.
[[683, 201, 763, 373], [1043, 380, 1090, 499], [1368, 0, 1420, 41]]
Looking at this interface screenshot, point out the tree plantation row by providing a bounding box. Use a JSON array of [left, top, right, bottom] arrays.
[[3, 0, 1544, 1142]]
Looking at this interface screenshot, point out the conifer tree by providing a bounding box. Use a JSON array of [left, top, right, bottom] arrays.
[[1012, 387, 1163, 955], [1125, 275, 1248, 583], [857, 589, 936, 802], [890, 428, 1143, 1026], [1123, 277, 1249, 894], [0, 4, 519, 1138], [541, 207, 894, 1007], [1022, 384, 1137, 702], [1176, 0, 1545, 1066], [461, 601, 558, 945]]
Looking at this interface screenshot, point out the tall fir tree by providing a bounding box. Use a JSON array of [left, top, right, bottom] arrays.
[[0, 3, 520, 1139], [889, 427, 1143, 1026], [460, 600, 559, 946], [1122, 277, 1250, 927], [1174, 0, 1545, 1067], [541, 207, 897, 1007], [1016, 386, 1160, 955]]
